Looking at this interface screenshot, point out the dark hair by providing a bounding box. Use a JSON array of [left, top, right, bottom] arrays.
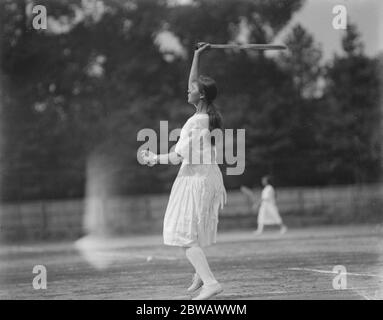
[[196, 75, 224, 145], [262, 175, 272, 185]]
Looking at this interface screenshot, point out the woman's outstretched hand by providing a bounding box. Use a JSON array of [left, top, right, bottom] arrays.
[[195, 42, 211, 54], [141, 150, 157, 167]]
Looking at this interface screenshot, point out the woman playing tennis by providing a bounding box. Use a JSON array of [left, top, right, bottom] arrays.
[[141, 42, 226, 300]]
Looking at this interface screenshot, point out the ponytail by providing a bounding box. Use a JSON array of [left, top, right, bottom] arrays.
[[206, 103, 223, 145], [196, 75, 224, 145]]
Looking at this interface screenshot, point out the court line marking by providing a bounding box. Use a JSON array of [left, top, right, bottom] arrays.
[[288, 267, 383, 279]]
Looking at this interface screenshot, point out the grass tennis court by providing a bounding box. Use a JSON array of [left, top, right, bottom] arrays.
[[1, 225, 382, 300]]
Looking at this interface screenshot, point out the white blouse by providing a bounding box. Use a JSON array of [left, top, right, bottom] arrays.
[[261, 185, 276, 203], [174, 113, 217, 164]]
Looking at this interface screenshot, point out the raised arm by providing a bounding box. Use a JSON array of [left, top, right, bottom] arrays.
[[188, 42, 210, 90]]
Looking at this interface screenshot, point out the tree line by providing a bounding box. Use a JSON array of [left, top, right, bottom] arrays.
[[0, 0, 381, 201]]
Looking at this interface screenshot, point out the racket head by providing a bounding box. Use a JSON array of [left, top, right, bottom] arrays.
[[210, 43, 287, 50]]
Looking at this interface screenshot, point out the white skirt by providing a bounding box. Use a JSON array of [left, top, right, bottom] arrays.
[[163, 163, 226, 247], [257, 201, 282, 225]]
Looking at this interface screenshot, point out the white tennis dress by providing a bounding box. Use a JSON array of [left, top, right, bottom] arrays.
[[257, 185, 282, 225], [163, 113, 227, 247]]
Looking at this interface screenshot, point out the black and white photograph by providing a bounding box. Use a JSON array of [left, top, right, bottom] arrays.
[[0, 0, 382, 305]]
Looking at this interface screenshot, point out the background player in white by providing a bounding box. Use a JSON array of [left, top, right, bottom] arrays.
[[241, 176, 287, 235]]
